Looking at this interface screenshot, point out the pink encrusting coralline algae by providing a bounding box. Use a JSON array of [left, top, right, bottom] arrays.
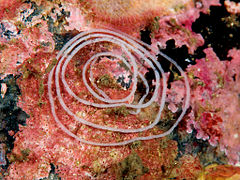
[[1, 0, 240, 179], [6, 38, 189, 178]]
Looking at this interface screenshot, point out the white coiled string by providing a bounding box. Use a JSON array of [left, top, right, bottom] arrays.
[[48, 29, 190, 146]]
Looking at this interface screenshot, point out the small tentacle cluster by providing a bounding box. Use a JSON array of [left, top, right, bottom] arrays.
[[48, 29, 190, 146]]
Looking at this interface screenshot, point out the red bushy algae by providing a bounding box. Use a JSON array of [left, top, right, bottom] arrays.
[[151, 0, 220, 54], [186, 48, 240, 164]]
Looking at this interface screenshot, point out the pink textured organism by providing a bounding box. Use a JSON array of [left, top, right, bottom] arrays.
[[78, 0, 194, 37]]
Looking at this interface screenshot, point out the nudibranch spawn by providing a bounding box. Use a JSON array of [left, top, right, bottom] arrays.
[[48, 29, 190, 146]]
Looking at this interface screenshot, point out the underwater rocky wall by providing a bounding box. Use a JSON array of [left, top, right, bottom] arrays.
[[0, 0, 240, 179]]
